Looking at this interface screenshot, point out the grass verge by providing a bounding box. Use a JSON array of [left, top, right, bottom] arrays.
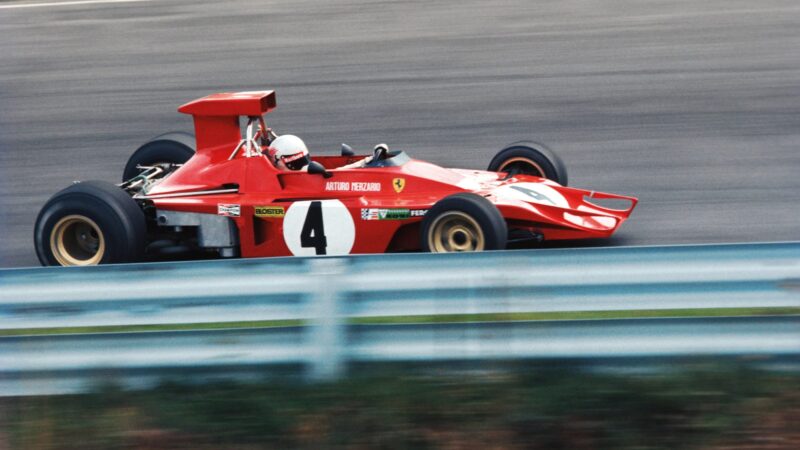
[[2, 307, 799, 336]]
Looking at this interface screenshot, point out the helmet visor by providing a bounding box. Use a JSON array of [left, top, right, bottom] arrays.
[[282, 152, 310, 170]]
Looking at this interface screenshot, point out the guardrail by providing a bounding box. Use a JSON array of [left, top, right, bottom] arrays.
[[1, 242, 799, 396]]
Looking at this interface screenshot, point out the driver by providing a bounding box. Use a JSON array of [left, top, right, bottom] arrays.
[[270, 135, 310, 171]]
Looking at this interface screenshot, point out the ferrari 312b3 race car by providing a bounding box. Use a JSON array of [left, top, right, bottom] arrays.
[[34, 90, 637, 266]]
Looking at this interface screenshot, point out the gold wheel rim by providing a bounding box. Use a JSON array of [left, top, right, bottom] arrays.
[[498, 157, 545, 177], [50, 215, 105, 266], [428, 211, 485, 252]]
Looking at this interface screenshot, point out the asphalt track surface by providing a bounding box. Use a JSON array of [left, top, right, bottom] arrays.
[[1, 0, 799, 268]]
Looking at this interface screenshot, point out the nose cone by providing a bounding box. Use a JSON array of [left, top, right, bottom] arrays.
[[491, 180, 637, 236]]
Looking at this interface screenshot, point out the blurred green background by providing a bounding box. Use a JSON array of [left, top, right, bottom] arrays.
[[3, 365, 799, 449]]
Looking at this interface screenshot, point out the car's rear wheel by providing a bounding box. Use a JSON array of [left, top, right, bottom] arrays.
[[122, 132, 195, 182], [488, 141, 568, 186], [34, 180, 146, 266], [422, 193, 507, 253]]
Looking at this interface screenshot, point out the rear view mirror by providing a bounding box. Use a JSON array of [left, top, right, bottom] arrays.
[[341, 143, 355, 157], [308, 161, 332, 178]]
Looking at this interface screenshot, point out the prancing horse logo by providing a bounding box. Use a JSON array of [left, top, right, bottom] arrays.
[[392, 178, 406, 193]]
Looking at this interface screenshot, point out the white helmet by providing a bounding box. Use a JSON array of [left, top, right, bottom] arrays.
[[271, 134, 310, 170]]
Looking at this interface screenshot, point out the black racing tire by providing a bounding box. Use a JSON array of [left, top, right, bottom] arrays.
[[487, 141, 568, 186], [421, 193, 507, 253], [34, 180, 146, 266], [122, 132, 195, 182]]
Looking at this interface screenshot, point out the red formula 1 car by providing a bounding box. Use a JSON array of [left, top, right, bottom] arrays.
[[34, 90, 637, 266]]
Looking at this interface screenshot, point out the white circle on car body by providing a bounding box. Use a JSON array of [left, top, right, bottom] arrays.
[[494, 182, 570, 208], [283, 199, 355, 256]]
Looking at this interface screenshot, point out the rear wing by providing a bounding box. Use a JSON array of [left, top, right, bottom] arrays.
[[178, 91, 276, 116], [178, 90, 276, 155]]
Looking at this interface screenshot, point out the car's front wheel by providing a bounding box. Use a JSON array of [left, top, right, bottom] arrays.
[[34, 180, 146, 266], [421, 193, 507, 253], [488, 141, 568, 186]]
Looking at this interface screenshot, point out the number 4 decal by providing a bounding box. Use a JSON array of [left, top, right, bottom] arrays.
[[300, 201, 328, 255], [283, 200, 356, 256]]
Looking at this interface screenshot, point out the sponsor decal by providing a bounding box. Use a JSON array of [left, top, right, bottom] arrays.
[[282, 152, 305, 163], [325, 181, 381, 192], [392, 178, 406, 193], [217, 204, 241, 217], [254, 205, 285, 218], [361, 208, 427, 220], [361, 209, 380, 220]]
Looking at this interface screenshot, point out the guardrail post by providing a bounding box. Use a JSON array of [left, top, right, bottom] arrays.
[[306, 258, 347, 382]]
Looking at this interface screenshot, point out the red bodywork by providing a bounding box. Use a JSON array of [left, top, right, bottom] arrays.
[[143, 91, 637, 257]]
